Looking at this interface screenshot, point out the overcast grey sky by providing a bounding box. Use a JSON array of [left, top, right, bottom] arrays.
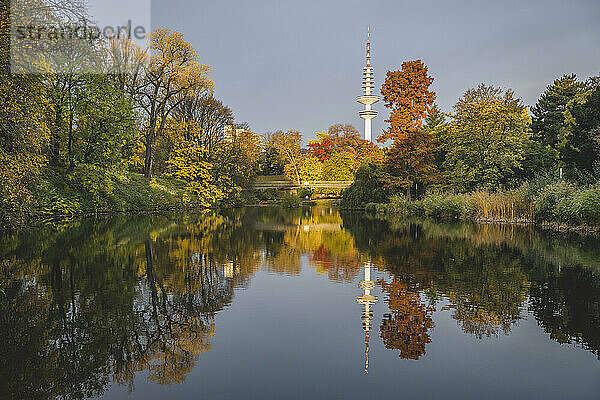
[[150, 0, 600, 142]]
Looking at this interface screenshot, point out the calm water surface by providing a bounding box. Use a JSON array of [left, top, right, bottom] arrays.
[[2, 206, 600, 399]]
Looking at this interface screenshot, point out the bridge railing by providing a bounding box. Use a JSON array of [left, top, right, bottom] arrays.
[[252, 180, 354, 189]]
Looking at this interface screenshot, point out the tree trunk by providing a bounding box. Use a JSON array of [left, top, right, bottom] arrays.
[[144, 127, 154, 179], [68, 111, 74, 170], [50, 106, 62, 166], [294, 165, 301, 185]]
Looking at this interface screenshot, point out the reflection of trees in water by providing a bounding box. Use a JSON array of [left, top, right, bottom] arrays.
[[344, 216, 529, 338], [439, 245, 528, 338], [341, 213, 600, 350], [379, 277, 434, 360], [262, 229, 302, 276], [1, 206, 369, 398], [529, 265, 600, 357], [3, 206, 600, 398], [131, 238, 217, 386], [0, 212, 261, 399], [258, 206, 363, 282]]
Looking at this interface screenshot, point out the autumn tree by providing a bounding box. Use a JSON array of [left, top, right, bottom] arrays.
[[322, 151, 354, 181], [133, 29, 212, 178], [442, 84, 531, 191], [327, 123, 379, 164], [166, 139, 224, 207], [151, 92, 234, 175], [298, 156, 323, 181], [327, 123, 361, 150], [380, 60, 438, 197], [380, 61, 436, 143], [308, 124, 380, 169], [307, 135, 334, 162], [172, 93, 234, 151], [267, 130, 302, 184]]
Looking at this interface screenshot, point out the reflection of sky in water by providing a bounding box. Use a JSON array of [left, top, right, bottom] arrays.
[[102, 263, 600, 400]]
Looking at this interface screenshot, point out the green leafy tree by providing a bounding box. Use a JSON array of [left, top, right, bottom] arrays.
[[424, 104, 446, 133], [424, 104, 448, 176], [527, 74, 585, 179], [260, 145, 285, 175], [75, 74, 136, 167], [340, 163, 390, 208], [443, 84, 531, 191], [531, 74, 584, 150], [561, 83, 600, 182]]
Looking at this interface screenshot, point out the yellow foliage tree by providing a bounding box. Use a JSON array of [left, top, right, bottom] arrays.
[[134, 29, 213, 178], [166, 139, 224, 207]]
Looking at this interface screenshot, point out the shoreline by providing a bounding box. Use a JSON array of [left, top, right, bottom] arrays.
[[363, 208, 600, 235], [4, 202, 600, 236]]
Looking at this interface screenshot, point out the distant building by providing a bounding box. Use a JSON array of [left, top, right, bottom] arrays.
[[223, 124, 252, 143]]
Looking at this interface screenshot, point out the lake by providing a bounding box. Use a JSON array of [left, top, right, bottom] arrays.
[[1, 205, 600, 399]]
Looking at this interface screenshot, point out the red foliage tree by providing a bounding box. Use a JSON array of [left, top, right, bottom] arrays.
[[379, 60, 438, 196], [307, 138, 334, 162]]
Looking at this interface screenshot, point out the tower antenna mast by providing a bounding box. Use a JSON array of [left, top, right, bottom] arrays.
[[356, 25, 380, 142]]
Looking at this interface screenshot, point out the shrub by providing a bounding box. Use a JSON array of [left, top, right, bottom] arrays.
[[223, 189, 258, 207], [385, 194, 410, 215], [534, 182, 576, 223], [276, 193, 302, 208], [364, 203, 379, 213], [67, 164, 116, 208], [556, 186, 600, 226], [297, 187, 313, 199], [0, 151, 43, 217], [421, 194, 470, 220], [341, 164, 391, 209], [39, 192, 81, 216], [256, 188, 279, 202]]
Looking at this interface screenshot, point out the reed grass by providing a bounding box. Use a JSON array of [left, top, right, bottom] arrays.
[[469, 188, 534, 222], [370, 182, 600, 228]]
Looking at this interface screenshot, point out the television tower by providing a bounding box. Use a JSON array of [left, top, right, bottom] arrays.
[[356, 262, 378, 373], [356, 26, 380, 142]]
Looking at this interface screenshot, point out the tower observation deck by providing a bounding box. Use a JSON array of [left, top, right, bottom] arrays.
[[356, 26, 380, 142]]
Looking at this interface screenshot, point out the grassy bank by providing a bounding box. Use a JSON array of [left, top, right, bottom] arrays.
[[1, 167, 198, 222], [366, 182, 600, 231]]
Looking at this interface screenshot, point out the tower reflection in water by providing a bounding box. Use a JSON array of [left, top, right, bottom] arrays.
[[356, 262, 378, 373]]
